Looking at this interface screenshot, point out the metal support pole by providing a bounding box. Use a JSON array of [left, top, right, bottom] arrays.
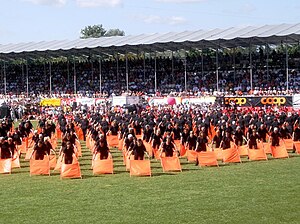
[[126, 53, 129, 92], [99, 57, 102, 94], [44, 61, 46, 85], [73, 57, 77, 94], [233, 48, 236, 83], [26, 60, 29, 98], [216, 48, 219, 92], [21, 63, 24, 90], [249, 42, 253, 92], [116, 54, 119, 83], [49, 62, 52, 95], [266, 43, 269, 81], [286, 42, 289, 91], [154, 52, 157, 93], [184, 53, 187, 92], [201, 48, 204, 79], [91, 60, 94, 85], [3, 61, 6, 95], [171, 51, 174, 82], [143, 52, 146, 82], [67, 60, 70, 85]]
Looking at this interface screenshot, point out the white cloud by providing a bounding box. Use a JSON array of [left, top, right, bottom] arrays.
[[75, 0, 122, 7], [155, 0, 206, 3], [241, 3, 256, 14], [24, 0, 67, 6], [136, 14, 187, 25], [23, 0, 123, 7], [223, 2, 256, 15], [168, 16, 187, 25]]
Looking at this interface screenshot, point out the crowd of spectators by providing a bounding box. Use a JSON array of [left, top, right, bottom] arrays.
[[1, 47, 300, 98]]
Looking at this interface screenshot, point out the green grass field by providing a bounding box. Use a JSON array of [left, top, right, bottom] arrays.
[[0, 139, 299, 224]]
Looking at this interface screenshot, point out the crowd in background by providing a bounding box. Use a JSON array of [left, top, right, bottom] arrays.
[[1, 47, 300, 97]]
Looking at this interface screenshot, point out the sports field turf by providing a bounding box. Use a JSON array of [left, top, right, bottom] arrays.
[[0, 140, 299, 224]]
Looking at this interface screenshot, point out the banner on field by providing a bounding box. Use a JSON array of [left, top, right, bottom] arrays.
[[148, 97, 165, 106], [126, 96, 140, 105], [250, 96, 292, 107], [61, 98, 76, 106], [112, 96, 140, 106], [40, 98, 61, 107], [148, 97, 182, 106], [293, 94, 300, 109], [76, 98, 95, 106], [222, 97, 250, 107], [95, 98, 107, 105], [220, 96, 293, 107], [181, 97, 216, 104]]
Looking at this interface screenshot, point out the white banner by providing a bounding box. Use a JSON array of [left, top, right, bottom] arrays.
[[182, 97, 216, 104], [76, 98, 95, 106], [126, 96, 140, 105], [112, 96, 140, 106], [148, 97, 216, 105], [112, 96, 126, 106], [293, 94, 300, 109], [95, 98, 107, 105]]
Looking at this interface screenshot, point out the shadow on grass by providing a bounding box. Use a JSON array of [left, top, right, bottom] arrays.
[[240, 160, 252, 163], [181, 167, 200, 171], [82, 174, 98, 179], [113, 164, 127, 168], [112, 170, 129, 174], [288, 154, 300, 158], [78, 158, 93, 161], [50, 172, 61, 176], [80, 168, 93, 171], [12, 169, 29, 174], [151, 172, 179, 177]]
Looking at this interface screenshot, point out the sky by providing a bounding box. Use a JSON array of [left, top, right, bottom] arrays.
[[0, 0, 300, 44]]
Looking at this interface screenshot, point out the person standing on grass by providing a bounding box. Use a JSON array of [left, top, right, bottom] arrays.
[[211, 130, 222, 149], [160, 136, 176, 157], [248, 127, 260, 149], [292, 123, 300, 142], [292, 122, 300, 153], [234, 126, 246, 146], [11, 127, 22, 146], [33, 140, 48, 160], [180, 128, 189, 148], [0, 137, 12, 159], [258, 124, 268, 142], [43, 137, 53, 155], [220, 131, 233, 149], [62, 141, 75, 164], [128, 139, 148, 160], [269, 127, 281, 147], [93, 139, 110, 160], [6, 137, 17, 158], [195, 131, 208, 152], [142, 125, 153, 143], [186, 131, 197, 151], [124, 134, 135, 152], [149, 129, 162, 158]]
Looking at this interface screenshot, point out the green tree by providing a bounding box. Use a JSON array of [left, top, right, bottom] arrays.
[[80, 24, 106, 39], [80, 24, 125, 39], [105, 29, 125, 37]]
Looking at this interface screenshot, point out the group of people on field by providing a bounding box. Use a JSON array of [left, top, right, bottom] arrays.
[[1, 103, 299, 164], [61, 104, 300, 161]]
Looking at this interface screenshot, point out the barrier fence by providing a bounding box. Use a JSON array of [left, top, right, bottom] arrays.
[[36, 95, 295, 107], [221, 96, 293, 107]]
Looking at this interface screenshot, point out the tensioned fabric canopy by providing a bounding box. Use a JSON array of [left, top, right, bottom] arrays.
[[1, 23, 300, 59]]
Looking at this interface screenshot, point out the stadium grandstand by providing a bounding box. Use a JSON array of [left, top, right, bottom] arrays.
[[1, 23, 300, 97]]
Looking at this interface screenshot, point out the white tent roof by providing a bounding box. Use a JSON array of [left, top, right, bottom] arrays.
[[1, 23, 300, 59]]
